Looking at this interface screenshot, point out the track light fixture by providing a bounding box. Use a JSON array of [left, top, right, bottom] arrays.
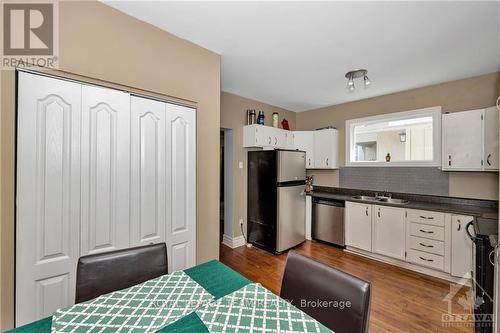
[[345, 69, 371, 92]]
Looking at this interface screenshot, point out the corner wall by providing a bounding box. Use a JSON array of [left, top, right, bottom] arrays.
[[296, 72, 500, 200], [220, 92, 296, 238], [1, 2, 220, 329]]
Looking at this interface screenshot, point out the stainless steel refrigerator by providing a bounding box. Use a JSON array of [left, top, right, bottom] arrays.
[[247, 149, 306, 254]]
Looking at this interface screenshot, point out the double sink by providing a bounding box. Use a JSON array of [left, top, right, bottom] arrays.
[[352, 195, 409, 205]]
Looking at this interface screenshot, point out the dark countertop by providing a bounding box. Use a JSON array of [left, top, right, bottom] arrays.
[[307, 187, 498, 220]]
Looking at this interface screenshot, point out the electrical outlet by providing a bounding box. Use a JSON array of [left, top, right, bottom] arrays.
[[238, 161, 243, 169], [239, 219, 244, 226]]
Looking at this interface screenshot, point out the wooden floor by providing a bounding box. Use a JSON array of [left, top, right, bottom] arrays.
[[220, 240, 473, 333]]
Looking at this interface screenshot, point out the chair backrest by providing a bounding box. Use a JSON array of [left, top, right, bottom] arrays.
[[75, 243, 168, 303], [280, 251, 371, 333]]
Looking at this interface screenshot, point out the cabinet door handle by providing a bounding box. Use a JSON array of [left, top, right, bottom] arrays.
[[419, 229, 434, 234], [365, 208, 369, 216], [326, 158, 329, 166], [377, 209, 381, 218], [457, 222, 461, 231], [308, 158, 311, 166], [419, 215, 434, 220], [487, 154, 492, 166], [268, 136, 271, 144], [419, 256, 434, 262], [275, 137, 277, 145], [419, 242, 434, 248], [448, 155, 452, 167]]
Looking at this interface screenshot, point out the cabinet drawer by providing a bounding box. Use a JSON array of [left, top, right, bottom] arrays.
[[409, 223, 444, 241], [407, 249, 444, 271], [409, 236, 444, 256], [406, 209, 445, 227]]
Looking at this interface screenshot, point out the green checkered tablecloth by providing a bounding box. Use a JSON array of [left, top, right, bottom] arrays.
[[52, 271, 214, 332], [196, 283, 331, 333], [10, 260, 332, 333]]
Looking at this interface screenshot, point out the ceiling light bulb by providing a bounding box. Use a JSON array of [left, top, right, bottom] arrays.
[[347, 78, 354, 88], [364, 75, 371, 87], [348, 84, 355, 92]]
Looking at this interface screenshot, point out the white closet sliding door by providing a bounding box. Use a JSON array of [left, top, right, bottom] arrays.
[[165, 103, 196, 272], [130, 96, 167, 246], [17, 73, 197, 325], [80, 85, 131, 256], [16, 72, 82, 326]]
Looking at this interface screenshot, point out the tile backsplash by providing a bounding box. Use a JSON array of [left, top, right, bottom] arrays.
[[339, 167, 449, 196]]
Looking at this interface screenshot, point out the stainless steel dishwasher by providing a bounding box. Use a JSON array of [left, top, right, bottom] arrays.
[[312, 198, 345, 247]]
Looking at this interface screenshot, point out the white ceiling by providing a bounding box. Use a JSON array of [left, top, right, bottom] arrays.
[[106, 1, 500, 112]]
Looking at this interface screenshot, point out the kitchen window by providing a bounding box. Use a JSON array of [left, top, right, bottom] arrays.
[[346, 106, 442, 167]]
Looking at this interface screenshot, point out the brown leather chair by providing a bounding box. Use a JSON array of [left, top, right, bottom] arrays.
[[280, 251, 371, 333], [75, 243, 168, 303]]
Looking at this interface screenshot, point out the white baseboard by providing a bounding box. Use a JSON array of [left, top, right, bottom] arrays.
[[222, 234, 246, 248]]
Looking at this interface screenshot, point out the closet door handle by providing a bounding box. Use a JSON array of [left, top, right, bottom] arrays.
[[419, 256, 434, 262], [419, 243, 434, 248], [487, 154, 492, 166], [419, 229, 434, 234]]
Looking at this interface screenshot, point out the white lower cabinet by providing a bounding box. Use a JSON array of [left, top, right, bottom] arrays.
[[345, 202, 372, 252], [372, 206, 406, 260], [450, 215, 473, 278], [345, 203, 473, 281]]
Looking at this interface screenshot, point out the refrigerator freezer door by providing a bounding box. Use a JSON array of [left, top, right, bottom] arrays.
[[277, 185, 306, 252], [277, 150, 306, 182]]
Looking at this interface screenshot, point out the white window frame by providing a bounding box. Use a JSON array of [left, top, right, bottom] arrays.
[[345, 106, 442, 167]]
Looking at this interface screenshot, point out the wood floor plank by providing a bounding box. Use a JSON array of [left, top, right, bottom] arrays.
[[220, 240, 474, 333]]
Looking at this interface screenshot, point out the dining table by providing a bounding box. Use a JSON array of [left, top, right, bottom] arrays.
[[9, 260, 331, 333]]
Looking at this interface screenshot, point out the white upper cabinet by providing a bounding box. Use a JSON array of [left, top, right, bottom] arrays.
[[442, 107, 498, 171], [372, 205, 406, 260], [484, 107, 499, 170], [345, 202, 372, 252], [284, 131, 295, 150], [313, 129, 338, 169], [293, 131, 315, 168], [243, 124, 288, 148], [244, 126, 338, 169]]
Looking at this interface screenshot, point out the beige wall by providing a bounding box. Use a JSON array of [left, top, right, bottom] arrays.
[[0, 1, 220, 329], [296, 72, 500, 200], [220, 92, 296, 237]]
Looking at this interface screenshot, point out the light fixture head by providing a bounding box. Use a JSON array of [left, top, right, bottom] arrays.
[[364, 75, 371, 87], [345, 69, 371, 92]]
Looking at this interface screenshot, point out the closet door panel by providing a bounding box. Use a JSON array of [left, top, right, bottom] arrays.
[[16, 72, 82, 325], [130, 96, 166, 246], [81, 85, 130, 255], [166, 104, 196, 272]]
